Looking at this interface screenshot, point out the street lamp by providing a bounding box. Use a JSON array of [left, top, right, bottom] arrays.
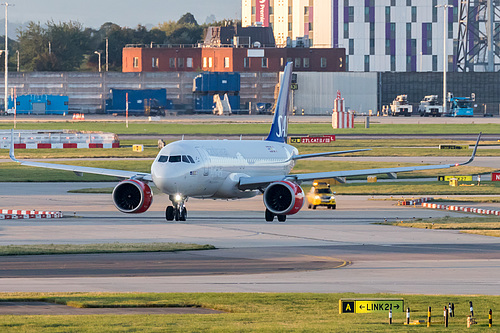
[[94, 51, 102, 72], [15, 49, 18, 72], [1, 3, 13, 115], [436, 4, 453, 114]]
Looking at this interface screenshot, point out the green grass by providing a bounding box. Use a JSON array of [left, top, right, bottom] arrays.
[[0, 243, 215, 256], [381, 216, 500, 237], [0, 293, 497, 332], [331, 181, 500, 195], [0, 121, 499, 135]]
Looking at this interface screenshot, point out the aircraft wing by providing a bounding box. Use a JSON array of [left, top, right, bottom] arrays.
[[292, 149, 371, 160], [239, 133, 481, 190], [9, 130, 152, 182]]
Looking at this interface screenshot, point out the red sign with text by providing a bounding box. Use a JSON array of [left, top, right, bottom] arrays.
[[493, 173, 500, 181], [258, 0, 269, 27]]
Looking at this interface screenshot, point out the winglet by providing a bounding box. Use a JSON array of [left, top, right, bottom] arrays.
[[9, 129, 18, 162], [458, 132, 481, 166]]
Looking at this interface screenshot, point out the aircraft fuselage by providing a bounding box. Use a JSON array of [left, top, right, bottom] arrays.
[[151, 140, 298, 199]]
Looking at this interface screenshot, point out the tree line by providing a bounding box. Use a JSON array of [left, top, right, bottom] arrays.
[[0, 13, 238, 72]]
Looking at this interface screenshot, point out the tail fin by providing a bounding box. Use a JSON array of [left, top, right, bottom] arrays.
[[266, 62, 293, 143]]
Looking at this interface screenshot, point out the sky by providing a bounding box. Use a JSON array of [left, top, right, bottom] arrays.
[[6, 0, 240, 29]]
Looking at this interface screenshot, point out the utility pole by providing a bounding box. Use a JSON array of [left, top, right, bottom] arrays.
[[1, 2, 12, 114], [436, 3, 453, 114], [105, 37, 109, 71]]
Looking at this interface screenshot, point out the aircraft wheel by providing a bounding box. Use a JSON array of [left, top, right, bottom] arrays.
[[174, 208, 180, 221], [179, 208, 187, 221], [265, 209, 274, 222], [166, 206, 175, 221], [277, 215, 286, 222], [312, 205, 317, 210]]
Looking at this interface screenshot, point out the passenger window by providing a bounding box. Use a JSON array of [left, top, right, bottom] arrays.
[[182, 155, 190, 163], [187, 155, 195, 163], [158, 155, 168, 163], [169, 155, 181, 163]]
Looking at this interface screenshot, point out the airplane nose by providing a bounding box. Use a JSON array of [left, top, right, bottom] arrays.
[[151, 161, 185, 193]]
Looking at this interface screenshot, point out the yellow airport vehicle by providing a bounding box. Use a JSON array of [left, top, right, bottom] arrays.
[[307, 182, 336, 210]]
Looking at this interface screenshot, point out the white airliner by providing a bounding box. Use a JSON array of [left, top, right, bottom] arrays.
[[10, 63, 479, 222]]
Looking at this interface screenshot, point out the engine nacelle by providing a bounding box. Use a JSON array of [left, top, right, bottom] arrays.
[[263, 181, 304, 215], [112, 179, 153, 214]]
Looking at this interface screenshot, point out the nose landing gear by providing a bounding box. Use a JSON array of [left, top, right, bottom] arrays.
[[166, 194, 187, 221]]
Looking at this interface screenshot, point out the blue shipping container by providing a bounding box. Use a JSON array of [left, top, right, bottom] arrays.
[[192, 72, 240, 93], [106, 89, 168, 114], [8, 95, 69, 114]]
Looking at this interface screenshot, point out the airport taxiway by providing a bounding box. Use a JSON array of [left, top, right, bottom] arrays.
[[1, 182, 500, 295]]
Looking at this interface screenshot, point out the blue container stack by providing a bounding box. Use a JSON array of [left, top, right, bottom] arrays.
[[192, 72, 240, 113]]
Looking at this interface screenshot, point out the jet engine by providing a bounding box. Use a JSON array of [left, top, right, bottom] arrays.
[[112, 179, 153, 214], [263, 181, 304, 215]]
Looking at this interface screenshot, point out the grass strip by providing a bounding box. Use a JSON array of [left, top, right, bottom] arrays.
[[0, 292, 498, 332], [0, 243, 215, 256], [380, 216, 500, 237], [0, 120, 499, 135]]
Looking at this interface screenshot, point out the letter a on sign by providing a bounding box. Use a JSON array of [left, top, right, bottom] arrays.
[[342, 301, 355, 313]]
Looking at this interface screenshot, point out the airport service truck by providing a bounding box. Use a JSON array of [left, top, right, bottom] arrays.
[[390, 95, 412, 116], [446, 93, 475, 117], [418, 95, 443, 117]]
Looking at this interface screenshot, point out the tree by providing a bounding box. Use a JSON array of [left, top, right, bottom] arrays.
[[177, 13, 198, 26], [17, 21, 89, 71]]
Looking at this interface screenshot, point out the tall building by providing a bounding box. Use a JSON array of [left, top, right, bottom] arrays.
[[242, 0, 469, 72]]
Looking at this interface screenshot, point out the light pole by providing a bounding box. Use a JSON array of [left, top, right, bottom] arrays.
[[15, 49, 18, 72], [105, 37, 109, 72], [436, 3, 453, 114], [94, 51, 102, 72], [1, 3, 13, 114]]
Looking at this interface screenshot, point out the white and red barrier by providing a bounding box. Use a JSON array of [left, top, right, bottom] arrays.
[[398, 197, 433, 206], [1, 130, 120, 149], [421, 202, 500, 216], [13, 143, 119, 149], [0, 210, 63, 220]]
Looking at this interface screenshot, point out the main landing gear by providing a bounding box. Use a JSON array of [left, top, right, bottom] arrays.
[[166, 194, 187, 221], [265, 208, 286, 222]]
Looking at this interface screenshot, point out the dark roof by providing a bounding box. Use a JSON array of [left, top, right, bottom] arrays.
[[204, 26, 275, 47]]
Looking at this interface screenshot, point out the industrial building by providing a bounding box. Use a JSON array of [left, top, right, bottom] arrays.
[[242, 0, 500, 72]]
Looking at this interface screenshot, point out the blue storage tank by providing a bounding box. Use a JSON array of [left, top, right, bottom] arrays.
[[8, 95, 69, 114]]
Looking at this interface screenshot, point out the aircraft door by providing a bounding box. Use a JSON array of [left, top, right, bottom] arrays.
[[195, 147, 210, 176]]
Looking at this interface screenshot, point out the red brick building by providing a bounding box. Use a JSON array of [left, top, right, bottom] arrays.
[[123, 46, 345, 73]]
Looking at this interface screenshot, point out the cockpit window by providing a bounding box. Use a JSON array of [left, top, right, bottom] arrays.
[[187, 155, 195, 163], [158, 155, 168, 162], [169, 155, 182, 163], [182, 155, 190, 163]]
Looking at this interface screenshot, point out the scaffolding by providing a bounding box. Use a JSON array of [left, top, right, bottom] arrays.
[[456, 0, 500, 72]]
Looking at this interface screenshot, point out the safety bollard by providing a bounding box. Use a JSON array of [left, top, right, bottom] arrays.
[[389, 307, 392, 325], [451, 303, 455, 317], [470, 301, 474, 317], [427, 306, 431, 327], [406, 307, 410, 325], [448, 303, 453, 319], [490, 309, 493, 328], [444, 306, 449, 328]]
